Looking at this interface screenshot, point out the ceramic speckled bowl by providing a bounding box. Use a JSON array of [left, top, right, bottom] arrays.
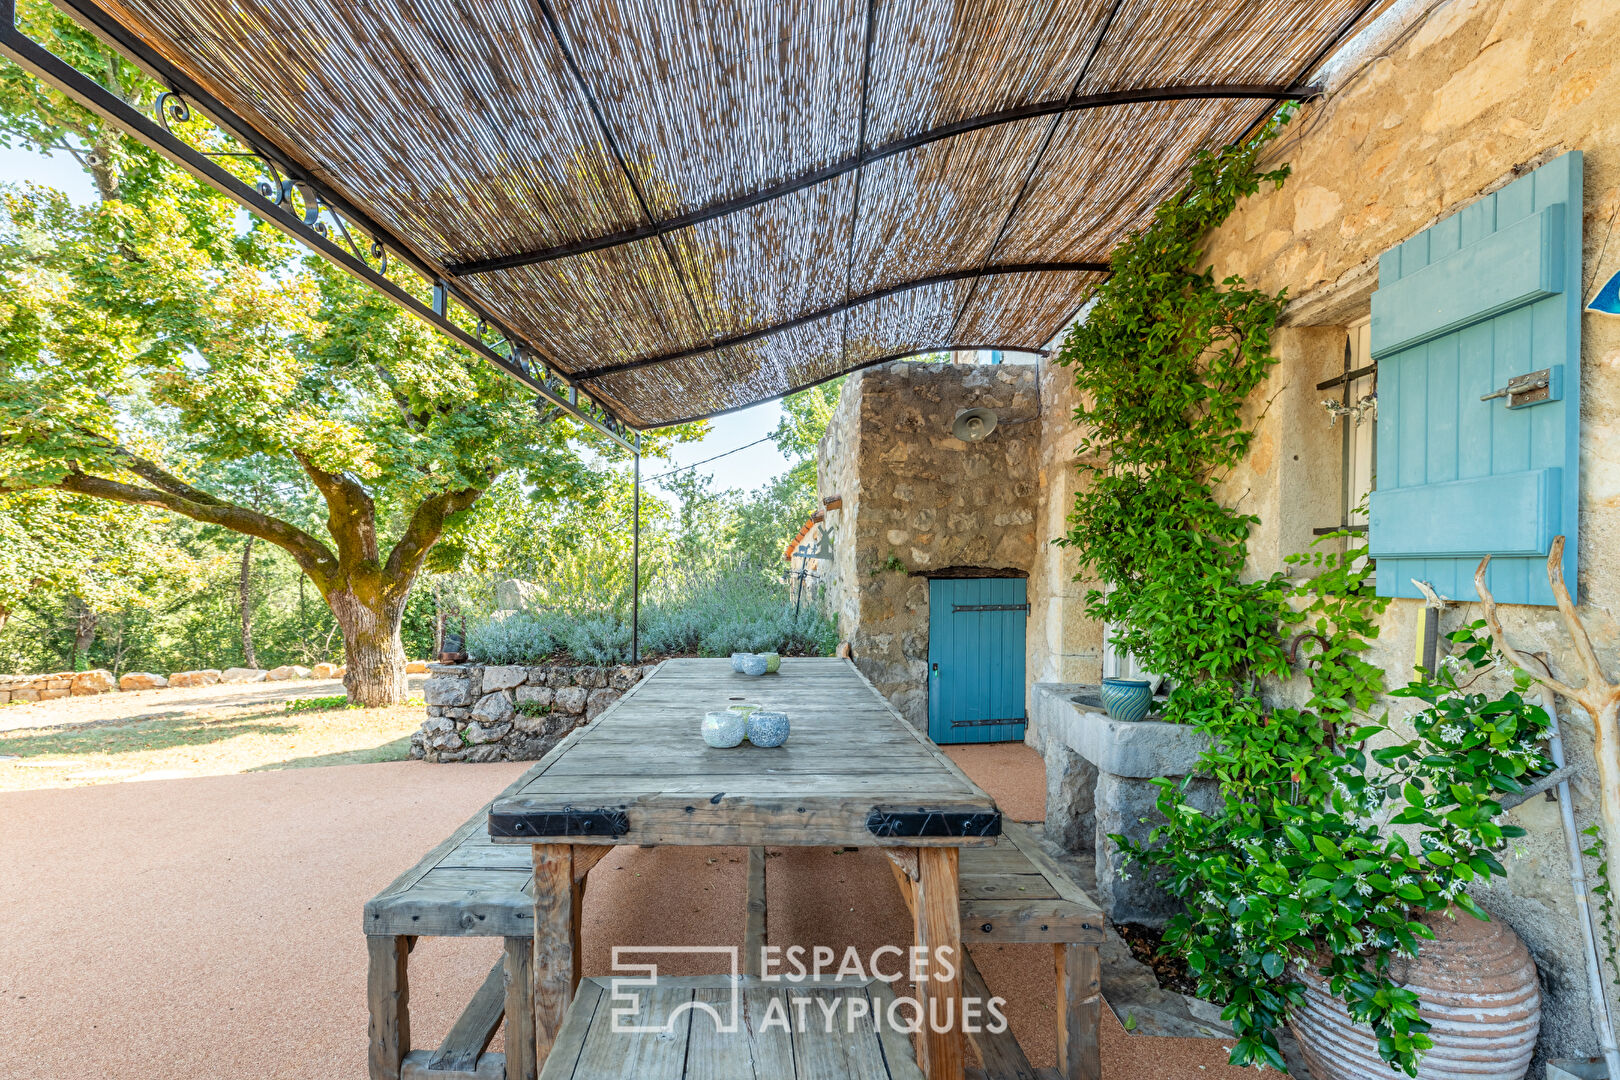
[[761, 652, 782, 673], [746, 709, 790, 747], [736, 654, 769, 677], [730, 652, 752, 672], [701, 710, 746, 748]]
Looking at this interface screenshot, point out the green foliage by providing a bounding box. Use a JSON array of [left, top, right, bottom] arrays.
[[465, 561, 836, 666], [0, 12, 701, 696], [284, 694, 357, 713], [1583, 825, 1619, 983], [870, 552, 906, 576], [1057, 108, 1295, 706], [771, 376, 843, 487], [1058, 109, 1550, 1075], [1122, 622, 1549, 1073]]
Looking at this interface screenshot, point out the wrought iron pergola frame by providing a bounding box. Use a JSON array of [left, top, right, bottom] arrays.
[[0, 0, 1349, 440], [0, 0, 1385, 663], [0, 0, 639, 449]]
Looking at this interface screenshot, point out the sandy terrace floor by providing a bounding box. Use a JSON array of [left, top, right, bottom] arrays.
[[0, 745, 1253, 1079]]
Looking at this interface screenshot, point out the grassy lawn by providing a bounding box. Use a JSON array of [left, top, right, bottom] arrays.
[[0, 698, 423, 792]]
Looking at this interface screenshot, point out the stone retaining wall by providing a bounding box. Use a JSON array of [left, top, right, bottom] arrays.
[[0, 669, 116, 702], [413, 661, 656, 763], [0, 660, 411, 702]]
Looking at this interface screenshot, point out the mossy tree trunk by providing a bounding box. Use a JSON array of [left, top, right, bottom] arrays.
[[56, 448, 482, 707]]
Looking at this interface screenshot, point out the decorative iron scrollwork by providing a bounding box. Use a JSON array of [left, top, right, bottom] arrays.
[[153, 89, 190, 132]]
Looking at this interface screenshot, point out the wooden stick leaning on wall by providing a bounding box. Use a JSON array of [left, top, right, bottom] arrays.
[[1475, 536, 1620, 912]]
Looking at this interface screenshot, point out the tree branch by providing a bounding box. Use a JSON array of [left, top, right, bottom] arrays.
[[293, 452, 379, 569], [1546, 535, 1614, 695], [1475, 553, 1584, 701], [55, 470, 338, 587], [383, 485, 484, 597], [371, 364, 428, 431]]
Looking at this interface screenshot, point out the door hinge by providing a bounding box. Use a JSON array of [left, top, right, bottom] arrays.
[[952, 603, 1030, 613], [951, 717, 1027, 728]]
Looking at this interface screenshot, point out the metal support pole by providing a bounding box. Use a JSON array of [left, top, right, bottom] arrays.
[[631, 436, 641, 664], [1537, 676, 1620, 1076]]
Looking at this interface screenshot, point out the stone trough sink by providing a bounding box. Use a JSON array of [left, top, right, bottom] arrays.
[[1025, 683, 1216, 926]]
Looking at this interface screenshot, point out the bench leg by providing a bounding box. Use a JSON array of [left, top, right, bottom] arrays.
[[1055, 942, 1101, 1080], [366, 934, 411, 1080], [532, 844, 575, 1071], [744, 846, 767, 977], [914, 846, 964, 1080], [505, 937, 538, 1080]]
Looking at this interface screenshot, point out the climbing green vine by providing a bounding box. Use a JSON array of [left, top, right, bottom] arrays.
[[1057, 110, 1549, 1074]]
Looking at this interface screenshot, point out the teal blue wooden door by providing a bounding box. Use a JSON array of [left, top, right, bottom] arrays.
[[1368, 151, 1582, 606], [927, 578, 1027, 744]]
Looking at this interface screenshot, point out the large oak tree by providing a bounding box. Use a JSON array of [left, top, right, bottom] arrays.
[[0, 3, 693, 703]]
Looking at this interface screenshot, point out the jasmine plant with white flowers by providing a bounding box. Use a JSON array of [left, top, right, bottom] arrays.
[[1117, 621, 1552, 1075], [1057, 107, 1553, 1075]]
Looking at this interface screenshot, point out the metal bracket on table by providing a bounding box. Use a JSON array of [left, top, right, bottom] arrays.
[[866, 807, 1001, 839], [488, 807, 631, 838]]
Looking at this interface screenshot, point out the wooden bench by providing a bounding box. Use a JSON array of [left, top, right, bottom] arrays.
[[366, 786, 1104, 1080], [538, 975, 923, 1079], [883, 822, 1104, 1080]]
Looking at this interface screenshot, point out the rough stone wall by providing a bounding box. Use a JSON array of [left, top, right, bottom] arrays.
[[1027, 357, 1106, 688], [816, 372, 865, 642], [414, 661, 654, 762], [816, 361, 1040, 725], [1179, 0, 1620, 1063], [0, 670, 115, 701]]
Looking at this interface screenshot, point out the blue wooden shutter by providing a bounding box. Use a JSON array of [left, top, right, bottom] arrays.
[[1368, 151, 1582, 606]]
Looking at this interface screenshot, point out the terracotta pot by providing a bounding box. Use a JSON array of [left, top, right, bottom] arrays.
[[1289, 906, 1540, 1080]]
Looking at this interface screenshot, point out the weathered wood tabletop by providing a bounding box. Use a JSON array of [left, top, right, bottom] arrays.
[[489, 657, 1001, 849], [490, 657, 999, 1080]]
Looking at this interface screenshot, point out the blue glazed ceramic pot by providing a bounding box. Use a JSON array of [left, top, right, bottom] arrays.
[[1099, 678, 1153, 723], [701, 710, 746, 748], [746, 709, 791, 747], [730, 652, 752, 672], [737, 654, 769, 676]]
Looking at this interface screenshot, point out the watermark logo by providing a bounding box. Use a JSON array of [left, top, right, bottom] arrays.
[[609, 946, 743, 1033], [606, 944, 1008, 1036]]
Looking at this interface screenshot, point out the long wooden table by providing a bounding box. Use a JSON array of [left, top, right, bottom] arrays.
[[489, 657, 1002, 1080]]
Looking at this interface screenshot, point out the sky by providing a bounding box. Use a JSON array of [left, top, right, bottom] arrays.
[[0, 141, 796, 498]]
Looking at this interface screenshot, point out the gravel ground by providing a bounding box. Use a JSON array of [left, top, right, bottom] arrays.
[[0, 675, 429, 733], [0, 741, 1253, 1079]]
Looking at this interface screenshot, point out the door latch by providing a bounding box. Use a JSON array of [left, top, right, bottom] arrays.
[[931, 662, 939, 678], [1481, 367, 1559, 409]]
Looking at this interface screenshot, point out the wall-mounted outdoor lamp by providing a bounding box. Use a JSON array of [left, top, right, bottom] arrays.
[[950, 407, 998, 442]]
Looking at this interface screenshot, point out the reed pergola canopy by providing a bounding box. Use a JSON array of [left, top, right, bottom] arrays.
[[4, 0, 1389, 431]]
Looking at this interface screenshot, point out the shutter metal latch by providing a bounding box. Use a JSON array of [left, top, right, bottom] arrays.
[[1481, 368, 1555, 409]]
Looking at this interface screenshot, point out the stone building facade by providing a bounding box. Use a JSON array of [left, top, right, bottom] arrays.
[[1188, 0, 1620, 1062], [817, 0, 1620, 1064], [815, 362, 1040, 726]]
